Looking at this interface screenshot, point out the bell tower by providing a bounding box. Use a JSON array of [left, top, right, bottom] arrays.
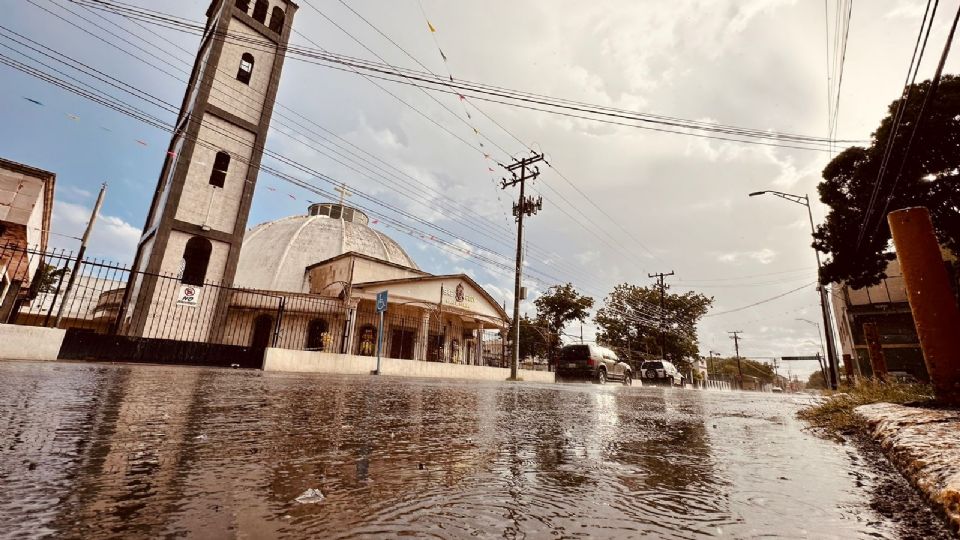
[[121, 0, 298, 338]]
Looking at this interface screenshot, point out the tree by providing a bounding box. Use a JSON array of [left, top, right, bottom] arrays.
[[27, 263, 69, 299], [507, 314, 549, 361], [533, 283, 593, 360], [594, 283, 712, 365], [814, 76, 960, 288], [806, 370, 829, 390], [712, 357, 776, 385]]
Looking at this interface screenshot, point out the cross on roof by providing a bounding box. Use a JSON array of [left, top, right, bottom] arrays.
[[335, 183, 352, 205]]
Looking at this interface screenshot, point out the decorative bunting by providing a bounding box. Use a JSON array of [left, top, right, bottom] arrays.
[[427, 21, 436, 32], [266, 186, 277, 191], [66, 113, 80, 121], [166, 151, 176, 157], [287, 193, 296, 200], [439, 49, 447, 62], [135, 139, 148, 146], [23, 97, 44, 106]]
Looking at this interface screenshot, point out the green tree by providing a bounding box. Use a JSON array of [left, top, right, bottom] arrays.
[[805, 370, 829, 390], [27, 263, 69, 299], [508, 314, 549, 361], [814, 76, 960, 288], [712, 357, 776, 385], [594, 283, 712, 365], [533, 283, 594, 360]]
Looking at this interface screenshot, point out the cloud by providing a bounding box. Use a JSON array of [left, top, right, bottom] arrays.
[[715, 248, 777, 265], [49, 200, 140, 263]]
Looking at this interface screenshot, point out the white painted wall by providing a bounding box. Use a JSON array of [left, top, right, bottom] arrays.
[[263, 348, 555, 383], [0, 324, 65, 361]]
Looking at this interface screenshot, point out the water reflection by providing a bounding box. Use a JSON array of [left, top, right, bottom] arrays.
[[0, 362, 929, 538]]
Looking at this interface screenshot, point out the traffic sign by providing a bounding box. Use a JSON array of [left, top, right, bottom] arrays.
[[781, 355, 822, 361], [376, 290, 388, 313]]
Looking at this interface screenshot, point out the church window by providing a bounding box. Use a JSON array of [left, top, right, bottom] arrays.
[[269, 6, 285, 32], [252, 0, 268, 23], [235, 0, 250, 13], [237, 53, 254, 85], [181, 237, 212, 286], [252, 314, 274, 348], [306, 318, 329, 351], [209, 151, 230, 188]]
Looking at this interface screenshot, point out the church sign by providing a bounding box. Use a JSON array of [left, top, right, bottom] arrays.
[[176, 285, 201, 307], [442, 282, 477, 306]]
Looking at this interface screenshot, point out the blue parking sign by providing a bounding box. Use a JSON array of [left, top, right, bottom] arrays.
[[376, 290, 388, 313]]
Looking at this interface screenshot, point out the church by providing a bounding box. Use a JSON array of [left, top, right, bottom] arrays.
[[112, 0, 509, 367]]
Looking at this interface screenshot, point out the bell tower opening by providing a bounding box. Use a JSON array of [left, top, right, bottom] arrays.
[[120, 0, 299, 340]]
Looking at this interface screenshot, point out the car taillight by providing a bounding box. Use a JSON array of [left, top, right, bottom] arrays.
[[587, 358, 595, 366]]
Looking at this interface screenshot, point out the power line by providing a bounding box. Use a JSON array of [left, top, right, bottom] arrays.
[[703, 282, 816, 318]]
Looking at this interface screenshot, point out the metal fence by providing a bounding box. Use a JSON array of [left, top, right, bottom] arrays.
[[1, 244, 508, 365]]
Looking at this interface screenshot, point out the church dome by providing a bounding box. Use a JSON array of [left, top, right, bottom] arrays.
[[234, 203, 418, 292]]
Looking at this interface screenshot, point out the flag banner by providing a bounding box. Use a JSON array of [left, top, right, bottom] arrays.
[[427, 21, 436, 32], [23, 97, 44, 106]]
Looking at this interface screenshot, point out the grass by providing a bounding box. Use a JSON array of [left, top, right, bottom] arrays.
[[798, 380, 936, 436]]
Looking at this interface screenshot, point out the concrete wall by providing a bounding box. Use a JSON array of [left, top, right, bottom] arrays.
[[0, 324, 65, 361], [263, 348, 555, 383]]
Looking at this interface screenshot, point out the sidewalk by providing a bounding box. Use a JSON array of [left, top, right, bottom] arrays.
[[856, 402, 960, 532]]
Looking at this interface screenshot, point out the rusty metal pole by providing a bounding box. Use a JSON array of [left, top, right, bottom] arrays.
[[888, 207, 960, 403], [862, 323, 888, 382], [843, 353, 856, 385]]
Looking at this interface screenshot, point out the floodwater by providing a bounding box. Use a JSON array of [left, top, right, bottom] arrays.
[[0, 361, 950, 539]]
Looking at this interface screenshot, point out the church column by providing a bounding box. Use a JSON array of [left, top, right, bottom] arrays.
[[342, 298, 360, 355], [416, 310, 431, 362], [477, 320, 484, 366]]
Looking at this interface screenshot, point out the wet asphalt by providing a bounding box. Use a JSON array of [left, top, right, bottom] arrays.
[[0, 361, 953, 539]]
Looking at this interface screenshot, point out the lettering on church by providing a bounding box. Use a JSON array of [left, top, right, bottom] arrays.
[[443, 283, 476, 305]]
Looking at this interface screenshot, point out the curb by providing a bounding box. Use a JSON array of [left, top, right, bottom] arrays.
[[855, 402, 960, 533]]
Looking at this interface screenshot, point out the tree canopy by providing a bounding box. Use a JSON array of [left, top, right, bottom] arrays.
[[594, 283, 712, 364], [814, 76, 960, 288], [533, 283, 594, 359]]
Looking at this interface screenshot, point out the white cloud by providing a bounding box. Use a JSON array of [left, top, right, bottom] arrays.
[[49, 200, 140, 263], [715, 248, 777, 265]]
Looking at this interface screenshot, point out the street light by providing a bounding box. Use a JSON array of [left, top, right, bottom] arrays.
[[749, 190, 841, 389]]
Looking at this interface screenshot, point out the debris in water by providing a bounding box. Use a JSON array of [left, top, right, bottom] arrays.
[[194, 434, 208, 442], [295, 488, 325, 504]]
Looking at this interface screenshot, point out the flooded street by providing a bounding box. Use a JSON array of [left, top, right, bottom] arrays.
[[0, 361, 949, 539]]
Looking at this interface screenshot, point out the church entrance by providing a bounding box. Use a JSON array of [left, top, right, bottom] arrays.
[[427, 333, 445, 362], [389, 328, 415, 360], [251, 314, 274, 348]]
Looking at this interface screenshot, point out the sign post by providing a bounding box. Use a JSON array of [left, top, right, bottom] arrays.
[[372, 291, 388, 375]]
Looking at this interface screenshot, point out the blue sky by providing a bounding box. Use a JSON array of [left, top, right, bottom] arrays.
[[3, 0, 956, 374]]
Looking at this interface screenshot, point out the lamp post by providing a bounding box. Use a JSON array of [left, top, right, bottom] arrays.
[[749, 190, 840, 389]]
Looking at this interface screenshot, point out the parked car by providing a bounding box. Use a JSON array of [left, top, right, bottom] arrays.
[[556, 344, 633, 385], [639, 360, 681, 386]]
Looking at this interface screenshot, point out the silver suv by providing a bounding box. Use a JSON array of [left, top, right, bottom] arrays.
[[640, 360, 681, 386]]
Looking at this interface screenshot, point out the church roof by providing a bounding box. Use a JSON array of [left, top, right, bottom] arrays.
[[234, 204, 418, 293]]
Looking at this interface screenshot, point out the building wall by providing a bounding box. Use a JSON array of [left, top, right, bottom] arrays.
[[174, 114, 256, 233], [207, 17, 277, 125]]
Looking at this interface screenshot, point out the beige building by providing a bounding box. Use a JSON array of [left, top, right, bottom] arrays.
[[222, 202, 509, 365], [0, 157, 55, 323], [831, 253, 958, 380]]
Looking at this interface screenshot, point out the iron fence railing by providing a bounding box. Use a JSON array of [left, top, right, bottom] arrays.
[[1, 244, 508, 364]]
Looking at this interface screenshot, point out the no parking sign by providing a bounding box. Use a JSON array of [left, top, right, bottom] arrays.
[[177, 285, 201, 307]]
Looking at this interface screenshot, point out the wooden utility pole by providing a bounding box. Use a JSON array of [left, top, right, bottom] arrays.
[[55, 183, 106, 328], [648, 271, 674, 358], [501, 152, 544, 381], [728, 330, 744, 389]]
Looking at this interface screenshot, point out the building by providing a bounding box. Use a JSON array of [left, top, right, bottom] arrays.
[[221, 202, 509, 365], [0, 157, 55, 323], [831, 253, 959, 381], [122, 0, 299, 339]]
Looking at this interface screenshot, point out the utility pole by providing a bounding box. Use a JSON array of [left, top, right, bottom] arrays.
[[55, 183, 106, 328], [501, 152, 544, 381], [648, 271, 674, 358], [728, 331, 744, 389]]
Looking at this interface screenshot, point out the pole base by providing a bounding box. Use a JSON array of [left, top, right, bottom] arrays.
[[370, 370, 381, 376]]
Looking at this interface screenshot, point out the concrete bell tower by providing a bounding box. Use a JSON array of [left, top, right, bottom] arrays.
[[121, 0, 298, 339]]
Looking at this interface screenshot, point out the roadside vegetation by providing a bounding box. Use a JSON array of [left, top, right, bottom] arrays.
[[798, 380, 935, 437]]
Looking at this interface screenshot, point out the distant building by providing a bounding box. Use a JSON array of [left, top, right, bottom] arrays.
[[0, 157, 55, 323], [831, 253, 959, 381]]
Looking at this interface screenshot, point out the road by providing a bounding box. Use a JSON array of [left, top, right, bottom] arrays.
[[0, 361, 950, 539]]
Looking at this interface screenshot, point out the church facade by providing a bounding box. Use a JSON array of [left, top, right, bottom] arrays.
[[110, 0, 509, 366]]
